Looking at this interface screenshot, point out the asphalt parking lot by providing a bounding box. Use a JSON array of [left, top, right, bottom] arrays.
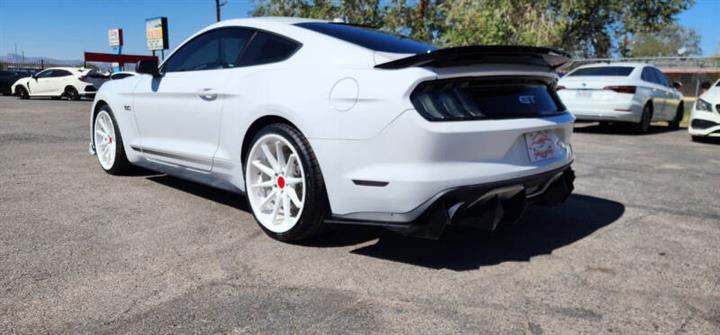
[[1, 96, 718, 334]]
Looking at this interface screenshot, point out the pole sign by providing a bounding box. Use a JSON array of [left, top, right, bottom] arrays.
[[108, 28, 123, 48], [145, 17, 169, 51]]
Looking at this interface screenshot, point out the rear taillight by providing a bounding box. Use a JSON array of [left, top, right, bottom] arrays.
[[79, 75, 90, 83], [603, 85, 636, 94], [410, 78, 563, 121]]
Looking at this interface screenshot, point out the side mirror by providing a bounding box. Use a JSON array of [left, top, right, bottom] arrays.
[[32, 74, 38, 80], [700, 81, 712, 90], [672, 81, 682, 89], [137, 59, 160, 77]]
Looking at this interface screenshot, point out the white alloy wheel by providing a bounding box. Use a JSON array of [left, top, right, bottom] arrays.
[[246, 134, 306, 233], [94, 111, 117, 170]]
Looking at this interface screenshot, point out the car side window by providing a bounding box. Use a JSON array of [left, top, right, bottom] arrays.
[[237, 31, 301, 67], [35, 70, 53, 78], [163, 28, 254, 73], [653, 68, 670, 87], [52, 70, 72, 77], [641, 67, 657, 84]]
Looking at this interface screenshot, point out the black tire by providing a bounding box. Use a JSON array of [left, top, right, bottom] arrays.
[[93, 106, 133, 175], [65, 86, 80, 100], [635, 103, 653, 134], [244, 123, 329, 242], [668, 102, 683, 130], [691, 136, 703, 142], [16, 86, 29, 99]]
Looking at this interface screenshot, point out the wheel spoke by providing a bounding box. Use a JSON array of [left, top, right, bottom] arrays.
[[269, 193, 281, 224], [284, 154, 297, 175], [95, 129, 107, 138], [261, 143, 279, 171], [275, 141, 285, 170], [258, 189, 277, 209], [252, 160, 275, 177], [285, 177, 302, 185], [282, 192, 291, 223], [287, 187, 303, 208], [251, 180, 275, 188]]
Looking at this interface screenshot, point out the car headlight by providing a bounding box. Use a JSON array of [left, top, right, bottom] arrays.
[[695, 99, 712, 112]]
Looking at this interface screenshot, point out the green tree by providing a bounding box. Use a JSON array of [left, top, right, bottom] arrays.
[[251, 0, 695, 57], [629, 23, 701, 57]]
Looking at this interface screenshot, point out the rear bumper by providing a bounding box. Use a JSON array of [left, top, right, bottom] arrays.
[[327, 164, 574, 239]]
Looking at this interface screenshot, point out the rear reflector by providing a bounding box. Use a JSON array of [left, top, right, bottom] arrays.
[[603, 85, 636, 94]]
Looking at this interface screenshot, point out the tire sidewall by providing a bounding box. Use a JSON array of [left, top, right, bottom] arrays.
[[244, 124, 328, 241]]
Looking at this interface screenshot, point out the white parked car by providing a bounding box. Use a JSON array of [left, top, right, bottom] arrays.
[[689, 79, 720, 140], [557, 63, 684, 133], [90, 17, 575, 242], [12, 67, 98, 100]]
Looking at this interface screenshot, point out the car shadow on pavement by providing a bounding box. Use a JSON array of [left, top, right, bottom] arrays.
[[146, 175, 250, 211], [345, 194, 624, 271], [142, 174, 624, 271], [573, 122, 681, 135]]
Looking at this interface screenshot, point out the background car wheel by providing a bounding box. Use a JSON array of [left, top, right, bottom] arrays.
[[16, 86, 29, 99], [635, 103, 653, 134], [668, 102, 683, 130], [65, 86, 80, 100], [94, 106, 133, 175], [244, 123, 329, 242]]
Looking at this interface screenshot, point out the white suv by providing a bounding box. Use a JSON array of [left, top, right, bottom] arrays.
[[558, 63, 684, 133], [12, 67, 98, 100]]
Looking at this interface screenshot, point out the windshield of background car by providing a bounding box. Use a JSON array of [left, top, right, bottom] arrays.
[[568, 66, 634, 76], [295, 22, 437, 54]]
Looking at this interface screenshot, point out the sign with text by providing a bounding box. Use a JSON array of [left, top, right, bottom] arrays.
[[145, 17, 168, 51], [108, 28, 123, 47]]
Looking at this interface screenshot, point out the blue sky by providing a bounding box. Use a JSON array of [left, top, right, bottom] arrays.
[[1, 0, 718, 60]]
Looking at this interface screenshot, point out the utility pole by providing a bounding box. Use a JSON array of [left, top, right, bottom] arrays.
[[215, 0, 227, 22]]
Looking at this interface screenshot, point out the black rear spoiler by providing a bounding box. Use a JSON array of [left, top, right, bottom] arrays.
[[375, 45, 571, 70]]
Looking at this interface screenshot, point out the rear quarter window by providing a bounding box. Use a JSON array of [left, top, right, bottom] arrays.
[[237, 32, 301, 66], [295, 22, 436, 54]]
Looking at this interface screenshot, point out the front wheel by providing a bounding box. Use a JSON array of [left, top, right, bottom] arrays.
[[668, 103, 684, 130], [94, 107, 133, 174], [16, 86, 29, 99], [244, 123, 329, 242]]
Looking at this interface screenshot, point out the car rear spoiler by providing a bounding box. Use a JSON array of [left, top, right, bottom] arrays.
[[374, 45, 571, 70]]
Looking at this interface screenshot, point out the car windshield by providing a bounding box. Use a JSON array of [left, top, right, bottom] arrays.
[[295, 22, 437, 54], [568, 66, 634, 76]]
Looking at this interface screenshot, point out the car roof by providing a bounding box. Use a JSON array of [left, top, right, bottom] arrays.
[[574, 62, 650, 69]]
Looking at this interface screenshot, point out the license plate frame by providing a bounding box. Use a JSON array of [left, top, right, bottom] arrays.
[[524, 130, 562, 163]]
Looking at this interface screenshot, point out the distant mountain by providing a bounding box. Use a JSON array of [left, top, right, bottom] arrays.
[[1, 53, 84, 66]]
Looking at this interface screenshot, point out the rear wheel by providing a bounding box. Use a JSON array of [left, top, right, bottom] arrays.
[[668, 102, 683, 129], [244, 123, 329, 242], [16, 86, 29, 99], [64, 86, 80, 100], [94, 106, 133, 174], [635, 103, 653, 134]]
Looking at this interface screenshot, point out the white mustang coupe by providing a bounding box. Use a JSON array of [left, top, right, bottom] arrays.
[[90, 17, 575, 242]]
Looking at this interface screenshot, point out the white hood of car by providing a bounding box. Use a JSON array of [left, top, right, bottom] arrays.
[[700, 87, 720, 103]]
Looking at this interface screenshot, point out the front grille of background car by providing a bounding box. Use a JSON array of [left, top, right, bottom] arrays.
[[409, 76, 566, 121]]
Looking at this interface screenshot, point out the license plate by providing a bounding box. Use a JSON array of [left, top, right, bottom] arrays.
[[576, 90, 592, 98], [524, 130, 563, 162]]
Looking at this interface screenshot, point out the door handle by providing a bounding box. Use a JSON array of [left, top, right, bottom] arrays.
[[196, 88, 217, 101]]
